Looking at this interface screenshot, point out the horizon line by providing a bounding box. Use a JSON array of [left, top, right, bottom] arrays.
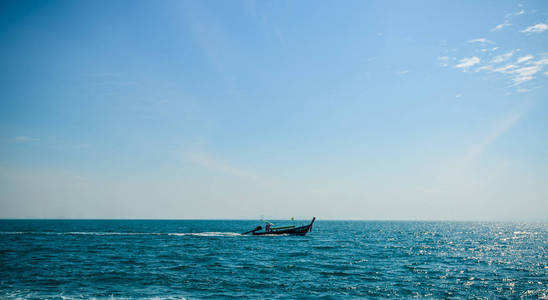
[[0, 218, 546, 223]]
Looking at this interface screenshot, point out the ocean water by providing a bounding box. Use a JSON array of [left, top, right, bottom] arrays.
[[0, 220, 546, 299]]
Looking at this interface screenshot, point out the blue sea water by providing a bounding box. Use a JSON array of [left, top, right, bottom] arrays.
[[0, 220, 547, 299]]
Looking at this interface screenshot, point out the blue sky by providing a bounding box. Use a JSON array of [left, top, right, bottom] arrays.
[[1, 0, 547, 220]]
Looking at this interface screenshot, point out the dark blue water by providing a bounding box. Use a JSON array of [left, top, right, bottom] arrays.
[[1, 220, 546, 299]]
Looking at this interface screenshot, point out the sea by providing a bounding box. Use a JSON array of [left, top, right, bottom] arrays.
[[0, 220, 546, 299]]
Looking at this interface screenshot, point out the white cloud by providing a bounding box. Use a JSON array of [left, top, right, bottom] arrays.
[[492, 24, 506, 31], [491, 20, 511, 31], [455, 93, 462, 98], [511, 65, 542, 85], [491, 50, 515, 63], [438, 7, 548, 94], [456, 57, 480, 69], [467, 38, 493, 44], [475, 65, 493, 72], [494, 64, 517, 74], [516, 55, 533, 64], [11, 136, 39, 143], [534, 58, 548, 66], [478, 56, 547, 86], [398, 70, 409, 75], [521, 23, 548, 33]]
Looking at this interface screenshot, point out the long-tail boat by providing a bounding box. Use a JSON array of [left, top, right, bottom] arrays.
[[242, 217, 315, 236]]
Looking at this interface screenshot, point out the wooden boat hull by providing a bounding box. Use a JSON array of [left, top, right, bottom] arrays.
[[252, 217, 315, 236]]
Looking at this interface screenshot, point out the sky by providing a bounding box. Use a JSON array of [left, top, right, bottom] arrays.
[[0, 0, 547, 220]]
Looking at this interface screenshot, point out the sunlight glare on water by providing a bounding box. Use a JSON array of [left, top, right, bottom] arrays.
[[0, 220, 547, 298]]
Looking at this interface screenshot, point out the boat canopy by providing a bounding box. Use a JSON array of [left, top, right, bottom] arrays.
[[270, 225, 295, 230]]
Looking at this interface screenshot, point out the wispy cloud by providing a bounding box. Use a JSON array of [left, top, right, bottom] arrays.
[[491, 20, 511, 31], [516, 55, 533, 64], [475, 65, 493, 72], [512, 58, 546, 85], [441, 3, 548, 94], [493, 64, 517, 73], [491, 50, 515, 63], [521, 23, 548, 33], [10, 136, 39, 143], [456, 57, 480, 70], [511, 65, 541, 85], [475, 56, 548, 88], [398, 70, 409, 75], [467, 38, 493, 44], [491, 7, 526, 32], [534, 57, 548, 66]]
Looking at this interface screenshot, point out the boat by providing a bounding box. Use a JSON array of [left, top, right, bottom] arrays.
[[242, 217, 315, 236]]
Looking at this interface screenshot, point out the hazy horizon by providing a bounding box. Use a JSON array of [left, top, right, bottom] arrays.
[[1, 1, 547, 221], [1, 218, 547, 222]]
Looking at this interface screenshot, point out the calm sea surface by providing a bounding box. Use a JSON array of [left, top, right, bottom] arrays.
[[0, 220, 546, 299]]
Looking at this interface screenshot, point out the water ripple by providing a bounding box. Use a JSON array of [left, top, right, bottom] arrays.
[[0, 220, 546, 299]]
